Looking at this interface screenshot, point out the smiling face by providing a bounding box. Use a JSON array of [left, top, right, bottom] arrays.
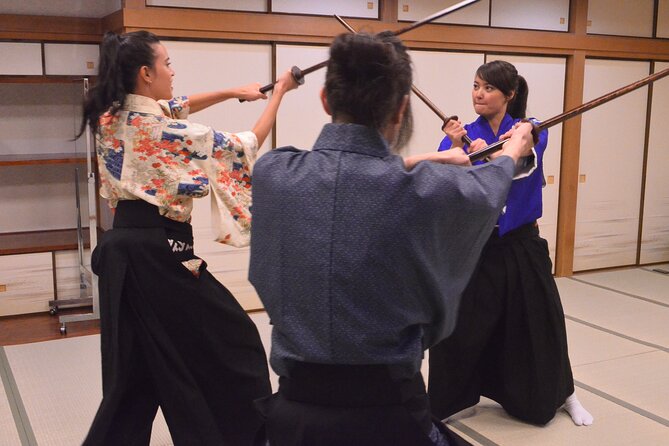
[[146, 43, 174, 101], [471, 75, 513, 120]]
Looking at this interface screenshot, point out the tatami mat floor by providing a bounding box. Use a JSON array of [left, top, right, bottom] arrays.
[[0, 265, 667, 445]]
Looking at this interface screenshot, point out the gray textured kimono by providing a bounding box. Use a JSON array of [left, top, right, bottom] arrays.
[[249, 123, 515, 378]]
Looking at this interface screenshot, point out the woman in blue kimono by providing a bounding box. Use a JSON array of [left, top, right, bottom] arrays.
[[428, 60, 593, 427]]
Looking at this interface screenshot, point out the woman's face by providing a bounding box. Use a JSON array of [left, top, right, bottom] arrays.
[[148, 43, 174, 100], [471, 75, 512, 119]]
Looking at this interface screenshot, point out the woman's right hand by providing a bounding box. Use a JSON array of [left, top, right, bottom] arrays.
[[273, 69, 300, 95], [442, 119, 466, 148]]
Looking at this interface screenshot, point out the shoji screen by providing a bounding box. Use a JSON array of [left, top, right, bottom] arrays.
[[162, 40, 272, 310], [398, 0, 490, 26], [271, 0, 378, 18], [574, 59, 650, 271], [640, 62, 669, 264], [406, 50, 483, 157], [487, 54, 566, 267], [586, 0, 654, 37], [491, 0, 569, 31], [274, 45, 330, 150]]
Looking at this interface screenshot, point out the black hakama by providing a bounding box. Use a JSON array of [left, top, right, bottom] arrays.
[[83, 200, 271, 445], [256, 362, 472, 446], [428, 223, 574, 425]]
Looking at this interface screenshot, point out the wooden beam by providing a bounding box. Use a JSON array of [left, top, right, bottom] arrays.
[[555, 51, 586, 277], [0, 14, 101, 42]]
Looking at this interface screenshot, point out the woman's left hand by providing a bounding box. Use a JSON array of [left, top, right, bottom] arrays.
[[235, 83, 268, 102]]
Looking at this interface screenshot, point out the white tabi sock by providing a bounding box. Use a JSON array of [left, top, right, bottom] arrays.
[[563, 392, 594, 426]]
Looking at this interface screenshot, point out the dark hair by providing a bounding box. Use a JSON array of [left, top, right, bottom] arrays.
[[476, 60, 528, 119], [79, 30, 160, 136], [325, 31, 413, 146]]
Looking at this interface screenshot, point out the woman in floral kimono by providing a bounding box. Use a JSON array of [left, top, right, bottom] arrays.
[[80, 30, 297, 445]]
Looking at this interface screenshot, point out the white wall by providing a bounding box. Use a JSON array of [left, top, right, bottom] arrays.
[[275, 44, 330, 150], [406, 50, 483, 157]]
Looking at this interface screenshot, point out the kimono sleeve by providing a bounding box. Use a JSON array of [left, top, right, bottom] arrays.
[[158, 96, 191, 119], [207, 129, 259, 247]]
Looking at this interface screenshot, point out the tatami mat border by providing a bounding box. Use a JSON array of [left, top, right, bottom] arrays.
[[574, 380, 669, 428], [564, 315, 669, 353], [0, 347, 36, 446], [567, 276, 669, 309], [448, 419, 498, 446]]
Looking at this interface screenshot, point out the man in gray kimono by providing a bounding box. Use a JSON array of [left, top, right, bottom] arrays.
[[249, 31, 534, 446]]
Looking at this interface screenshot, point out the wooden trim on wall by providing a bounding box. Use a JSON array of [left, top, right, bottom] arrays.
[[114, 7, 669, 62], [555, 50, 586, 277], [0, 14, 101, 42]]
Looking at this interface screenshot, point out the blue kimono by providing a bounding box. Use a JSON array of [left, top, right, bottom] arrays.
[[438, 114, 548, 235]]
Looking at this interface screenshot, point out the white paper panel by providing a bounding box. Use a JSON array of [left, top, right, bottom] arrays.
[[406, 50, 483, 157], [0, 252, 53, 316], [640, 62, 669, 264], [491, 0, 569, 31], [272, 0, 377, 18], [160, 40, 272, 301], [146, 0, 266, 12], [574, 59, 650, 271], [658, 0, 669, 38], [587, 0, 654, 37], [44, 44, 99, 76], [0, 42, 42, 75], [275, 44, 330, 150], [398, 0, 490, 27], [487, 54, 566, 267]]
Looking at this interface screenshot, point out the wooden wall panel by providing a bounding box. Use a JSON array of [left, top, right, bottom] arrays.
[[397, 0, 490, 26], [487, 54, 567, 267], [586, 0, 654, 38], [0, 252, 53, 316], [574, 59, 650, 271], [640, 61, 669, 263], [0, 165, 90, 234], [491, 0, 569, 32]]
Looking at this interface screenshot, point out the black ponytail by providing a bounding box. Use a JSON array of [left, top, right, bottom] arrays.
[[476, 60, 528, 119], [79, 30, 160, 137], [508, 75, 528, 119]]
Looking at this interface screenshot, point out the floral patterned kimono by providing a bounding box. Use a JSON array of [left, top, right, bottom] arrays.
[[84, 94, 270, 446]]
